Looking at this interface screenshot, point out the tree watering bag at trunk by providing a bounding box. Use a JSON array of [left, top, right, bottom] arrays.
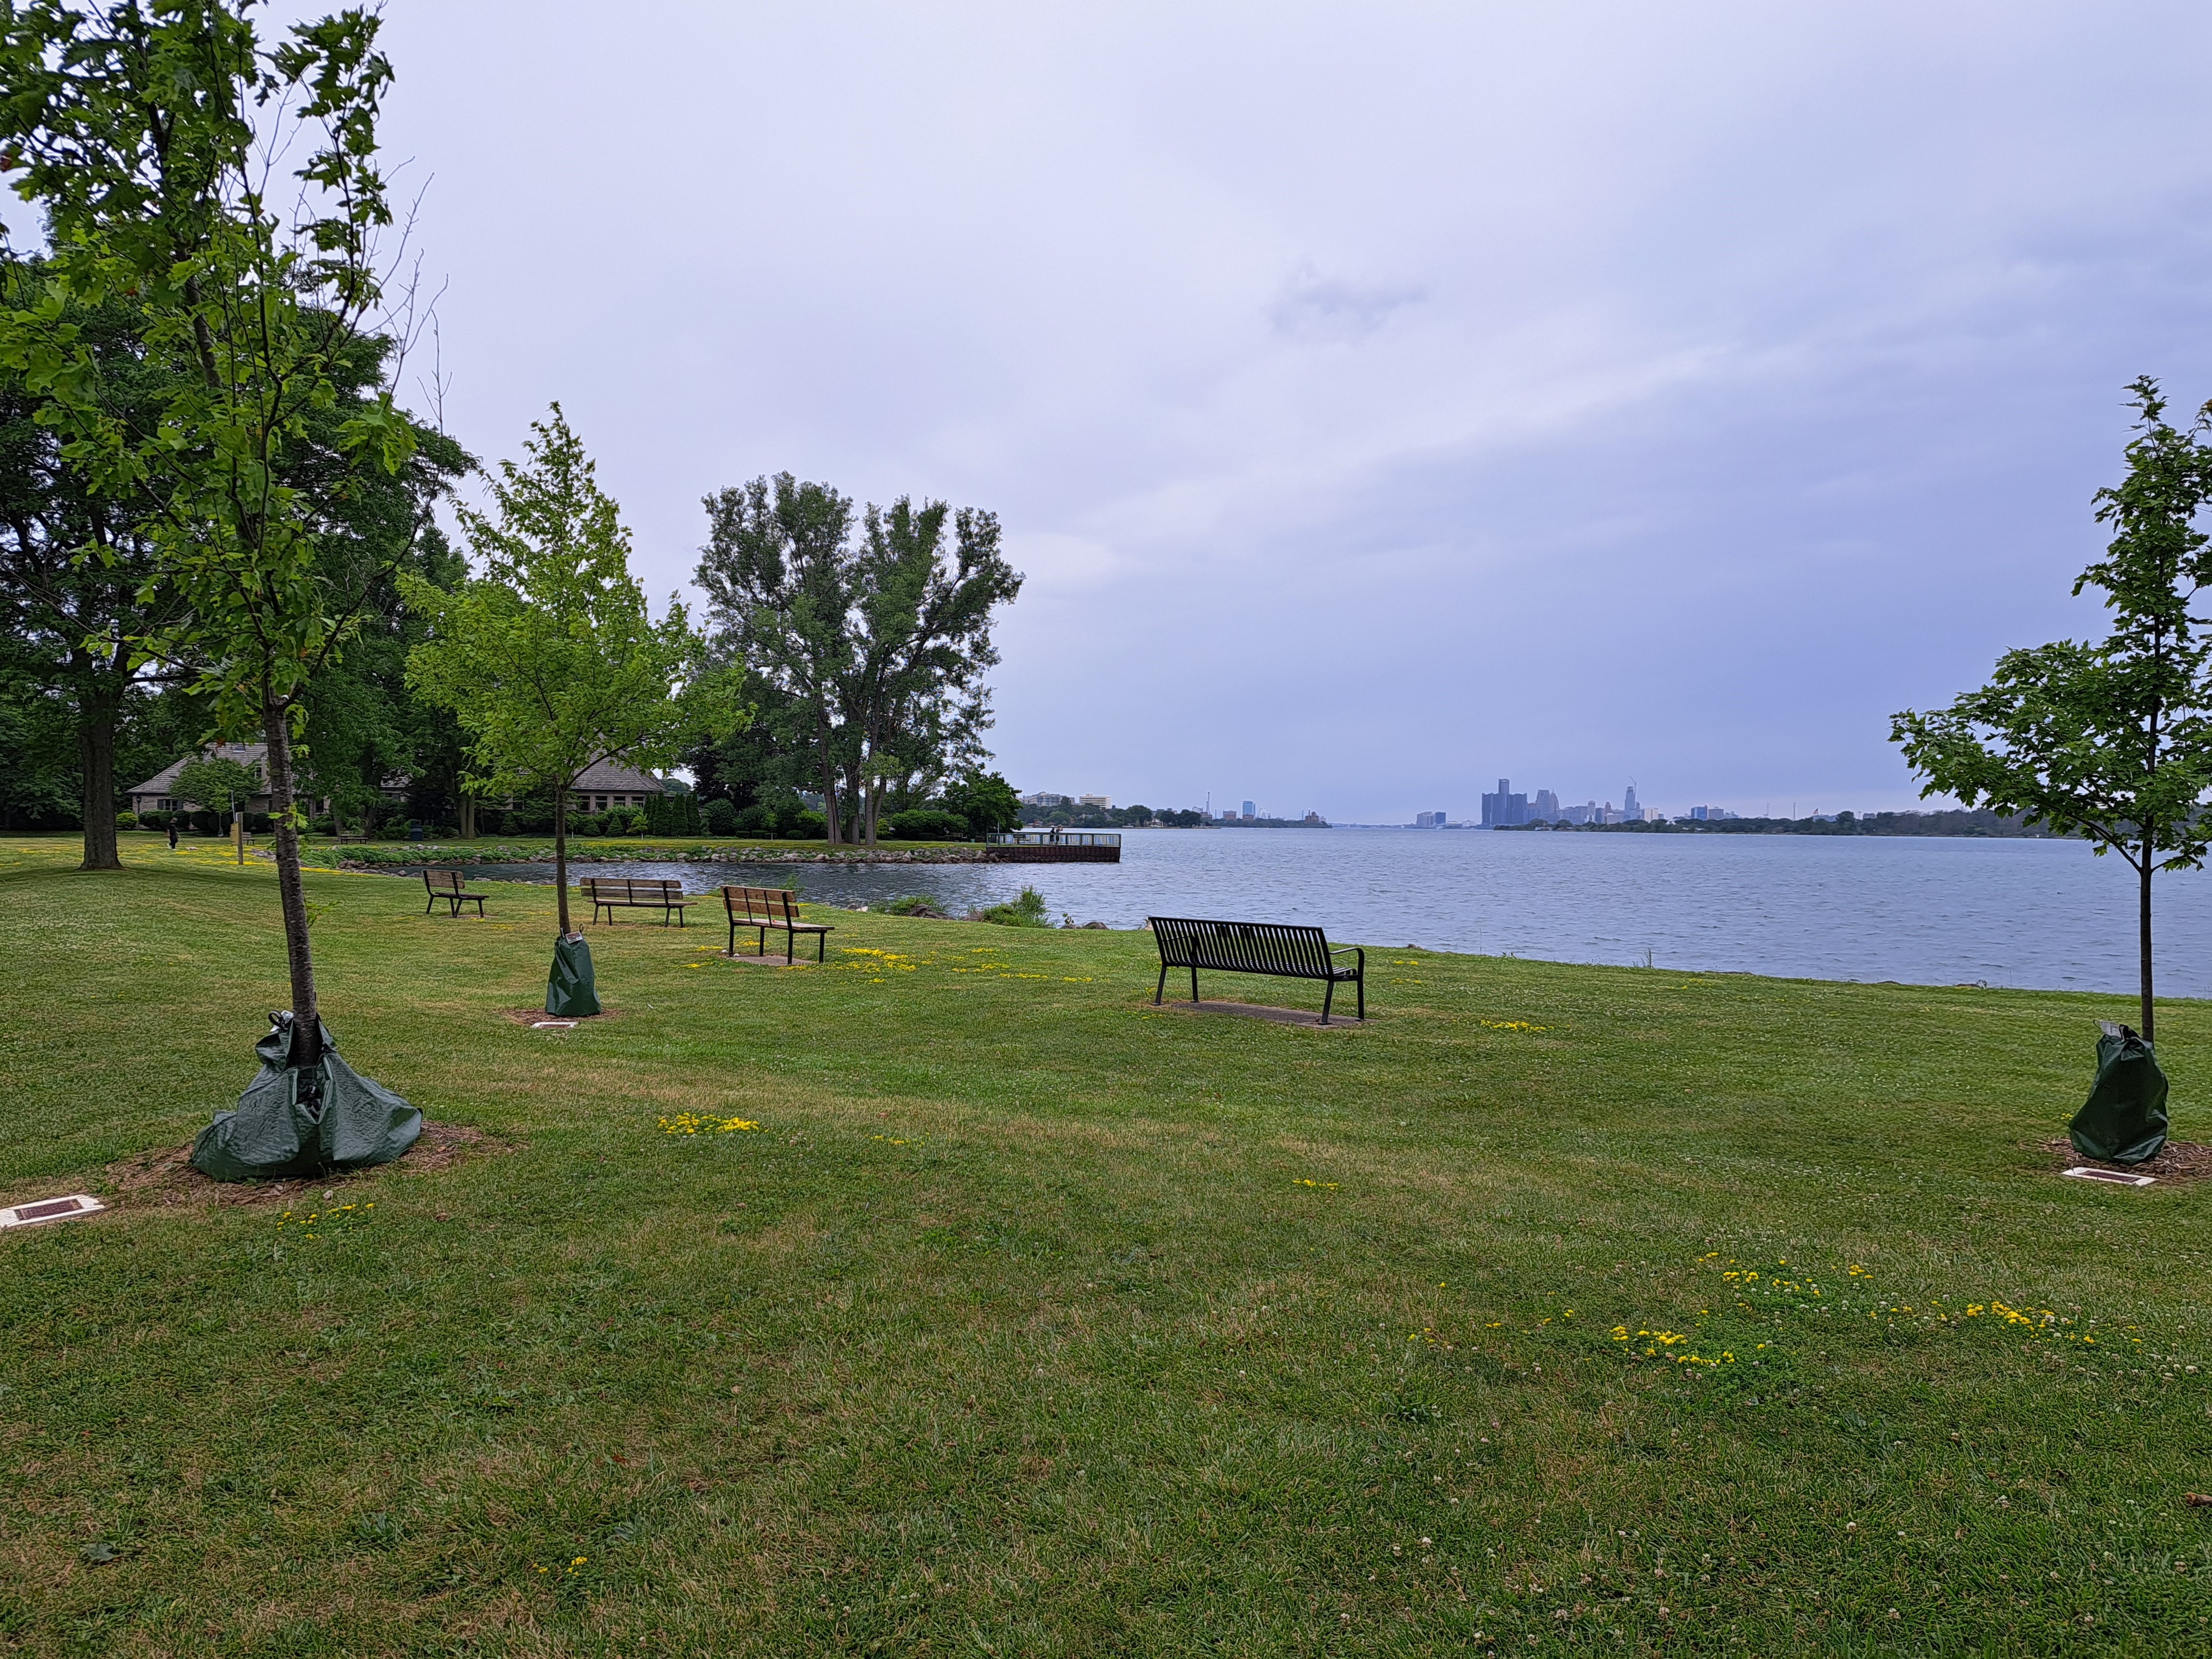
[[2069, 1020, 2168, 1166], [190, 1014, 422, 1182], [547, 932, 601, 1017]]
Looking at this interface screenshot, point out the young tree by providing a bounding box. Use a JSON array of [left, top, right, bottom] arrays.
[[0, 1, 430, 1068], [172, 751, 260, 819], [1893, 378, 2212, 1040], [405, 406, 725, 945]]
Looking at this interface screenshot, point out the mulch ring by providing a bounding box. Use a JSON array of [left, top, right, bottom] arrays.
[[2041, 1137, 2212, 1185], [97, 1121, 505, 1212], [500, 1007, 620, 1027]]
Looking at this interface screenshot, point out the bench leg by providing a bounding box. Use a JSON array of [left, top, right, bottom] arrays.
[[424, 894, 435, 915], [469, 897, 485, 916], [786, 928, 794, 966], [1155, 963, 1168, 1005], [816, 930, 826, 964], [1190, 965, 1200, 1005], [1322, 979, 1335, 1026]]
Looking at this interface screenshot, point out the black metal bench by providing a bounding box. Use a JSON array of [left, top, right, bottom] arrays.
[[421, 867, 490, 916], [579, 876, 692, 926], [1148, 916, 1365, 1024]]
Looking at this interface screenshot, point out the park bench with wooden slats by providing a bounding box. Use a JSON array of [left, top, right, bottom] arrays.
[[721, 886, 833, 963], [579, 875, 692, 927], [1148, 915, 1366, 1024], [421, 867, 491, 917]]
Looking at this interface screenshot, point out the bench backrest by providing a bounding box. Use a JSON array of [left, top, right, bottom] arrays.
[[721, 885, 798, 925], [1149, 916, 1337, 977], [422, 868, 467, 894], [580, 876, 684, 902]]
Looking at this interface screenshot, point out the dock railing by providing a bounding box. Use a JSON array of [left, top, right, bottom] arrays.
[[988, 830, 1122, 849]]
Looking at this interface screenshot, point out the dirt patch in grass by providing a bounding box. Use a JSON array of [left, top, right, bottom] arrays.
[[2041, 1137, 2212, 1184], [99, 1121, 505, 1211]]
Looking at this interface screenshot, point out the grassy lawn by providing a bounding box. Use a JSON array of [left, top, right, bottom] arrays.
[[2, 831, 2209, 1655]]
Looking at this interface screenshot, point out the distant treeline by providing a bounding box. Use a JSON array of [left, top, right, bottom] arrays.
[[1503, 808, 2070, 838]]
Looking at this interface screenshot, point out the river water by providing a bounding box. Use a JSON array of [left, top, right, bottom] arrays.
[[402, 828, 2212, 998]]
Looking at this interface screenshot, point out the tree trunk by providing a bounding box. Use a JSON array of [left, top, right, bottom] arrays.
[[2140, 836, 2156, 1042], [816, 715, 842, 845], [260, 697, 323, 1069], [460, 795, 476, 840], [76, 699, 121, 872], [555, 784, 573, 934]]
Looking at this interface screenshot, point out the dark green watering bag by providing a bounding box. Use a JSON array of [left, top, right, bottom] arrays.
[[547, 931, 601, 1017], [190, 1013, 421, 1182], [2068, 1021, 2168, 1166]]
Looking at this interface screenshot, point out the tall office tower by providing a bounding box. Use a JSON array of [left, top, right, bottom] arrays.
[[1531, 789, 1560, 821], [1241, 800, 1256, 819], [1624, 782, 1641, 818]]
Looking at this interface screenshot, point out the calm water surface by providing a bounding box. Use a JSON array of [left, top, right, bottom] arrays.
[[429, 828, 2212, 999]]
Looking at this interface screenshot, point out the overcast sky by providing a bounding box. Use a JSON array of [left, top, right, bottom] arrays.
[[356, 1, 2212, 821]]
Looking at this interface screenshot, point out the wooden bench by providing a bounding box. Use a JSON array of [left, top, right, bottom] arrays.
[[421, 867, 491, 917], [579, 875, 692, 926], [722, 886, 833, 963], [1148, 916, 1365, 1024]]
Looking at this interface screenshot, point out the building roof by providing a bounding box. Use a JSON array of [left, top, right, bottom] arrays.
[[128, 742, 266, 798], [573, 760, 665, 794]]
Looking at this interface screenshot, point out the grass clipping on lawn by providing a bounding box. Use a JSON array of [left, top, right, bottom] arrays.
[[0, 831, 2209, 1653]]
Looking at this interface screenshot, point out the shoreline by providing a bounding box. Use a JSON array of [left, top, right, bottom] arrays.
[[304, 839, 1115, 870]]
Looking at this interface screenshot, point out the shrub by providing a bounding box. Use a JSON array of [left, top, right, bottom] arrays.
[[190, 809, 219, 836], [979, 885, 1050, 927], [702, 798, 738, 837], [884, 893, 949, 917], [116, 810, 138, 831], [730, 802, 770, 835], [884, 807, 968, 842], [245, 812, 272, 834], [791, 811, 826, 840]]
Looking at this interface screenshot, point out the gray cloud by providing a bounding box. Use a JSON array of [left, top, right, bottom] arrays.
[[336, 0, 2212, 820]]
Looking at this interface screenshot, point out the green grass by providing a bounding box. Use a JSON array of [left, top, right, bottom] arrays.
[[2, 832, 2210, 1654]]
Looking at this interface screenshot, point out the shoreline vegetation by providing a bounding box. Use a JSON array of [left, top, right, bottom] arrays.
[[297, 837, 1028, 868], [1501, 807, 2070, 837]]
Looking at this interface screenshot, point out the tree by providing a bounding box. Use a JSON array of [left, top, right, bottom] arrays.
[[842, 498, 1022, 844], [404, 405, 727, 936], [0, 1, 430, 1069], [696, 475, 859, 841], [939, 769, 1021, 839], [696, 477, 1022, 848], [0, 268, 185, 869], [172, 751, 259, 818], [1893, 378, 2212, 1040]]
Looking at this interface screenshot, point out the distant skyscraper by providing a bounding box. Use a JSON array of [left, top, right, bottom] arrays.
[[1241, 800, 1255, 819], [1623, 782, 1640, 818], [1480, 778, 1529, 827], [1531, 789, 1560, 821]]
